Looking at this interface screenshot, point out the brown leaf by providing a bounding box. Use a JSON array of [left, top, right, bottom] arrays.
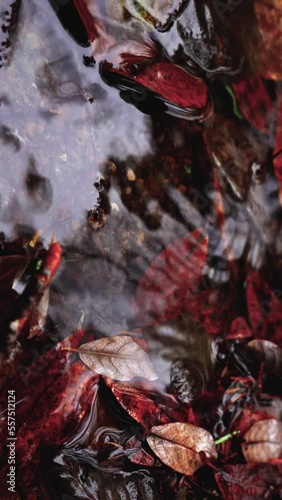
[[242, 419, 282, 462], [248, 339, 282, 378], [28, 287, 50, 338], [78, 335, 158, 382], [146, 422, 217, 475]]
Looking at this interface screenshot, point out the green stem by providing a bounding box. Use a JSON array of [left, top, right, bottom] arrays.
[[224, 84, 244, 120], [214, 430, 240, 445]]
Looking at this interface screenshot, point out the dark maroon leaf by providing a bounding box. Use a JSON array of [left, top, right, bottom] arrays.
[[132, 228, 208, 327], [231, 76, 275, 132], [101, 41, 211, 120], [215, 463, 282, 499]]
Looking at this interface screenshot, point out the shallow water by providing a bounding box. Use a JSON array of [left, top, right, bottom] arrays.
[[1, 0, 282, 497]]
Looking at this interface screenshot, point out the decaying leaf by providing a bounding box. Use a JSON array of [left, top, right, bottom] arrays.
[[215, 463, 282, 499], [105, 379, 196, 429], [248, 339, 282, 378], [146, 422, 217, 475], [242, 419, 282, 462], [28, 287, 50, 338], [77, 335, 158, 382]]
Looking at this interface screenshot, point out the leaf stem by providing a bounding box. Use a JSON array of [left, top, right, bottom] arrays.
[[214, 430, 240, 445], [224, 84, 244, 120]]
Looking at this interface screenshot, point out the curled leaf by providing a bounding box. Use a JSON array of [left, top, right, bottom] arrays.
[[106, 379, 196, 429], [242, 419, 282, 462], [78, 335, 158, 382], [146, 422, 217, 475], [100, 42, 211, 121]]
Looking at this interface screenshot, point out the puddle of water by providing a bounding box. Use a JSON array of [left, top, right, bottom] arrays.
[[1, 0, 282, 497]]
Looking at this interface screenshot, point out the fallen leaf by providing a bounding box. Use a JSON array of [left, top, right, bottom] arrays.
[[246, 271, 282, 344], [248, 339, 282, 378], [242, 419, 282, 462], [231, 76, 275, 132], [132, 228, 208, 327], [78, 335, 158, 382], [215, 463, 282, 499], [106, 379, 196, 429], [146, 422, 217, 475], [101, 42, 211, 120], [28, 287, 50, 338]]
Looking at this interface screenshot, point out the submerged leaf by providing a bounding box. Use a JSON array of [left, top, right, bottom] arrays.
[[146, 422, 217, 475], [78, 335, 158, 381], [231, 76, 275, 132], [132, 229, 208, 327], [242, 419, 282, 462]]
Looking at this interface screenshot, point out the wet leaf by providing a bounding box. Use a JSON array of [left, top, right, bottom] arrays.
[[231, 76, 275, 132], [101, 42, 211, 120], [28, 287, 50, 338], [215, 463, 282, 499], [41, 450, 162, 500], [248, 339, 282, 378], [146, 422, 217, 475], [106, 379, 196, 429], [78, 335, 158, 382], [246, 271, 282, 344], [132, 228, 208, 327], [242, 419, 282, 462]]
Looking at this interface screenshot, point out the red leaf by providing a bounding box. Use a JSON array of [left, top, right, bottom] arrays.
[[183, 288, 234, 337], [105, 379, 197, 430], [231, 408, 274, 437], [215, 463, 282, 499], [101, 42, 211, 120], [232, 76, 275, 132], [73, 0, 101, 43], [246, 271, 282, 343], [0, 329, 86, 446], [132, 229, 208, 327], [16, 362, 98, 462]]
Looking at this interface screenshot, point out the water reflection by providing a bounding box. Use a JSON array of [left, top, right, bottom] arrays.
[[1, 1, 282, 497], [1, 0, 282, 371]]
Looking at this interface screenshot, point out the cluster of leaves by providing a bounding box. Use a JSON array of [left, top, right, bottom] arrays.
[[1, 230, 282, 499]]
